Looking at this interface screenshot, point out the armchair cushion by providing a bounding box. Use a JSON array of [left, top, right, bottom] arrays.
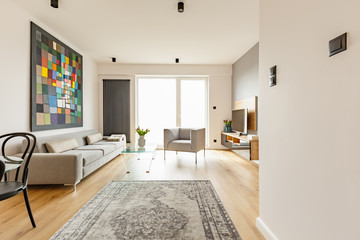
[[168, 140, 192, 152]]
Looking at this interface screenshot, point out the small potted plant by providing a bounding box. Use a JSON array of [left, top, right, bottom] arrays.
[[136, 127, 150, 147], [223, 120, 232, 133]]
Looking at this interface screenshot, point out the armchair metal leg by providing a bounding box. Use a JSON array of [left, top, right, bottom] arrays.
[[204, 148, 205, 157], [23, 187, 36, 228], [195, 153, 197, 164], [164, 150, 166, 160]]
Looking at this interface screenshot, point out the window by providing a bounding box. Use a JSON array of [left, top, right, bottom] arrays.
[[136, 76, 208, 145]]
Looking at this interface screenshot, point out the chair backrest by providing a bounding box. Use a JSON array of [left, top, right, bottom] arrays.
[[179, 128, 192, 140], [0, 159, 5, 182], [0, 133, 36, 185]]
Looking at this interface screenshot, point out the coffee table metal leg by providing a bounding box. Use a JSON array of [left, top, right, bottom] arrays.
[[151, 149, 157, 160], [121, 155, 130, 174], [146, 159, 152, 173], [146, 150, 157, 173]]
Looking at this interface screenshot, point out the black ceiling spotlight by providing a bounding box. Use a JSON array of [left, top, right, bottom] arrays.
[[178, 2, 184, 13], [112, 57, 116, 63], [175, 58, 179, 63], [51, 0, 59, 8]]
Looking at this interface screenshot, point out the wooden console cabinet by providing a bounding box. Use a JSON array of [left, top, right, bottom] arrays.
[[221, 132, 259, 160]]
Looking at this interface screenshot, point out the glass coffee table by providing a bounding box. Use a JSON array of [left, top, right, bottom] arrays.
[[120, 144, 158, 174]]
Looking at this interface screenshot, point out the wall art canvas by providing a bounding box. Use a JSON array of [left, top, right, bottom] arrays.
[[31, 22, 83, 131]]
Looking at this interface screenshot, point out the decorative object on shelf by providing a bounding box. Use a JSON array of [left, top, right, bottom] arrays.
[[135, 127, 150, 147], [223, 119, 232, 133], [30, 22, 83, 131]]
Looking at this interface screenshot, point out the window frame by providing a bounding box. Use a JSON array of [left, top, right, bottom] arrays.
[[135, 75, 209, 146]]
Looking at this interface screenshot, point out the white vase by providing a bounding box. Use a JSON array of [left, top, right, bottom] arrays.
[[138, 136, 145, 147]]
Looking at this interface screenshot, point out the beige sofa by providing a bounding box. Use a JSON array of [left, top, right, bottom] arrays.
[[22, 130, 125, 190]]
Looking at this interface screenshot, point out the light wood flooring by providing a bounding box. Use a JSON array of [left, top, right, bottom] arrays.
[[0, 150, 264, 240]]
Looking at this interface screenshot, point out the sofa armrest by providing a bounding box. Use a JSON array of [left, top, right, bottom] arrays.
[[190, 128, 206, 152], [26, 153, 83, 185], [121, 135, 127, 149], [164, 128, 179, 149]]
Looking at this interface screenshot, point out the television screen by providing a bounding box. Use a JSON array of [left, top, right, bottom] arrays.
[[232, 108, 248, 134]]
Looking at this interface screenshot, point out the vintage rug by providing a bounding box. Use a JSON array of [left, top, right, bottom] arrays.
[[50, 180, 241, 240]]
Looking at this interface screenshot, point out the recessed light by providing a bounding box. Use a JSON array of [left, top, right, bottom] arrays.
[[51, 0, 59, 8], [178, 2, 184, 13]]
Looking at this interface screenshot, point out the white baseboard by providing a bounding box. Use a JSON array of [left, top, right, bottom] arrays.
[[256, 217, 279, 240]]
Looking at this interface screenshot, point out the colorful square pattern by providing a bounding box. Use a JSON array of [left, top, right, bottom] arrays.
[[31, 22, 83, 131]]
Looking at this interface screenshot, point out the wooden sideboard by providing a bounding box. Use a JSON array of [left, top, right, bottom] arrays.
[[221, 132, 259, 160]]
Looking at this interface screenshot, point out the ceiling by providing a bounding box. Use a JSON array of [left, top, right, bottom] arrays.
[[13, 0, 259, 65]]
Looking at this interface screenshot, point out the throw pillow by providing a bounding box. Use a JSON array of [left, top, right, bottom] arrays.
[[45, 138, 79, 153], [86, 132, 103, 144]]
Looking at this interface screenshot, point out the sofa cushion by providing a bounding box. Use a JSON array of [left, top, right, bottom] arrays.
[[65, 149, 103, 166], [86, 132, 103, 144], [45, 138, 79, 153], [168, 140, 192, 152], [76, 144, 115, 155], [93, 141, 123, 149], [179, 128, 191, 140]]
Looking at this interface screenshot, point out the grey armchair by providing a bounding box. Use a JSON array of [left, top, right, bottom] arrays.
[[163, 128, 206, 163]]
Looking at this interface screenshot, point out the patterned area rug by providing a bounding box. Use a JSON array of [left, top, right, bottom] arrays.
[[50, 180, 241, 240]]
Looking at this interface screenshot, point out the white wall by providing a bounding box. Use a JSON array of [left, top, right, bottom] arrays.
[[258, 0, 360, 239], [0, 2, 99, 153], [98, 64, 232, 148]]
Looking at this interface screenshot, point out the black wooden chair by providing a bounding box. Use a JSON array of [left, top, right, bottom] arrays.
[[0, 159, 5, 182], [0, 133, 36, 228]]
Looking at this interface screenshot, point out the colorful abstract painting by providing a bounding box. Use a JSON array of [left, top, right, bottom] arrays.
[[31, 22, 83, 131]]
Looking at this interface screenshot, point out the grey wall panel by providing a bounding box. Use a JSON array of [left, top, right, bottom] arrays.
[[232, 42, 259, 108], [232, 43, 259, 135], [103, 80, 130, 142]]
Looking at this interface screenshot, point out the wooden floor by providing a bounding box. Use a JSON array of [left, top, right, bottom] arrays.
[[0, 150, 264, 240]]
